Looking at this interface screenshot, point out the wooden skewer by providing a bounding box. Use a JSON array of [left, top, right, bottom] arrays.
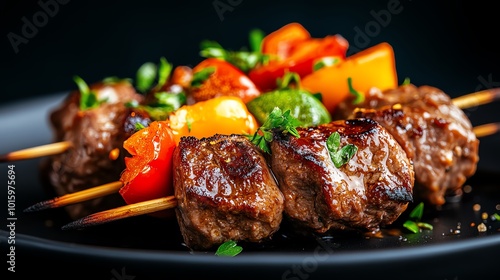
[[472, 122, 500, 138], [1, 88, 498, 163], [61, 196, 177, 230], [23, 181, 123, 212], [23, 121, 500, 216], [52, 122, 500, 230], [452, 87, 500, 109], [0, 141, 72, 162]]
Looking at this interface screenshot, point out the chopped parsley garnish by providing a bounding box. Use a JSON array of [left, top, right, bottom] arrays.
[[101, 76, 133, 85], [492, 213, 500, 221], [248, 28, 265, 53], [401, 77, 411, 85], [190, 66, 216, 87], [215, 240, 242, 257], [276, 71, 301, 89], [313, 56, 341, 71], [136, 62, 157, 93], [73, 75, 106, 111], [347, 77, 365, 105], [135, 122, 146, 131], [199, 29, 270, 73], [135, 57, 173, 93], [403, 202, 433, 233], [155, 57, 173, 91], [248, 107, 301, 153], [326, 132, 358, 168], [186, 116, 193, 132], [126, 91, 186, 121]]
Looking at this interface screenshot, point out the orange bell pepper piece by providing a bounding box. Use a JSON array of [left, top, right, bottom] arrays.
[[261, 22, 311, 59], [168, 96, 259, 144], [301, 42, 398, 114], [248, 22, 349, 92], [189, 58, 261, 104]]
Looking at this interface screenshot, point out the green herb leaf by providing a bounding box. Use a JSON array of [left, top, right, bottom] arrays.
[[408, 202, 424, 221], [125, 100, 140, 108], [186, 116, 193, 132], [403, 220, 419, 233], [215, 240, 242, 257], [136, 62, 157, 93], [402, 77, 411, 85], [492, 213, 500, 221], [403, 202, 433, 233], [199, 30, 270, 73], [249, 28, 265, 53], [248, 107, 301, 153], [191, 66, 216, 87], [347, 77, 365, 105], [199, 40, 228, 60], [326, 132, 358, 168], [135, 122, 146, 131], [312, 92, 323, 102], [276, 71, 301, 89], [417, 222, 434, 230], [74, 75, 90, 97], [154, 92, 186, 110], [130, 92, 186, 121], [155, 57, 173, 90], [101, 76, 133, 85], [313, 56, 341, 71], [73, 75, 103, 111]]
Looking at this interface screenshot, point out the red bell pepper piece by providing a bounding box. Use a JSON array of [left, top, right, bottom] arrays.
[[248, 23, 349, 92], [119, 121, 176, 206], [188, 58, 261, 104]]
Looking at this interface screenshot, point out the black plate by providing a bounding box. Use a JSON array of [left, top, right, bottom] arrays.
[[1, 93, 500, 280]]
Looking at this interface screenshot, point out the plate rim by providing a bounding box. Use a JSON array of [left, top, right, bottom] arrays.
[[2, 91, 500, 276]]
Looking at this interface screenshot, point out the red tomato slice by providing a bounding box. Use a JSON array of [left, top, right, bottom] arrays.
[[119, 121, 176, 206], [249, 23, 349, 92], [188, 58, 261, 104], [261, 22, 311, 59]]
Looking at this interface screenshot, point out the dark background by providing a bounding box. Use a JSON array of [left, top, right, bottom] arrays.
[[1, 0, 499, 100], [1, 1, 500, 279], [2, 0, 499, 145], [2, 0, 499, 156]]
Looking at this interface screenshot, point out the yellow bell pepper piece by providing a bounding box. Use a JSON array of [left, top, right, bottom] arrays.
[[168, 96, 259, 144], [301, 42, 398, 114]]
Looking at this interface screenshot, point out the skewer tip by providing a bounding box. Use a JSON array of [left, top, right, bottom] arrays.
[[473, 122, 500, 138], [60, 196, 177, 230], [61, 218, 92, 231], [23, 200, 55, 212], [0, 141, 72, 162], [23, 180, 124, 213]]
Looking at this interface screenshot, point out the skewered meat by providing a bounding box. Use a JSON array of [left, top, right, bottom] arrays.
[[269, 118, 414, 234], [39, 81, 145, 219], [173, 134, 284, 250], [337, 84, 479, 205]]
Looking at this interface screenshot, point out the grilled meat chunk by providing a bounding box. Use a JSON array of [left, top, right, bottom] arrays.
[[174, 134, 284, 250], [270, 118, 414, 234], [40, 81, 144, 219], [342, 84, 479, 205]]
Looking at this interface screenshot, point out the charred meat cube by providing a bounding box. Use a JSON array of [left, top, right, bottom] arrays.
[[345, 84, 479, 205], [173, 134, 284, 250], [270, 118, 414, 234], [40, 81, 144, 219]]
